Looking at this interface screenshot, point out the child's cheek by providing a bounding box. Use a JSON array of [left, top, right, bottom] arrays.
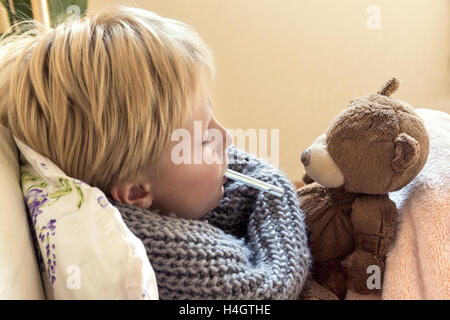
[[201, 145, 223, 182], [202, 143, 221, 165]]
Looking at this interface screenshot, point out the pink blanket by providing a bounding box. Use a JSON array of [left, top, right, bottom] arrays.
[[347, 108, 450, 300]]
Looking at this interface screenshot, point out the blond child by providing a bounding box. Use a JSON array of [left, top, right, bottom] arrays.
[[0, 6, 310, 299]]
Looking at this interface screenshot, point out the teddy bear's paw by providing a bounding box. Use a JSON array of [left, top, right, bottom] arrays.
[[296, 183, 329, 213], [298, 276, 339, 300], [342, 250, 384, 295]]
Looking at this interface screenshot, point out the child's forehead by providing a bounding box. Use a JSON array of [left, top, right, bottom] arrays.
[[196, 82, 213, 107], [191, 95, 212, 122], [187, 85, 213, 119]]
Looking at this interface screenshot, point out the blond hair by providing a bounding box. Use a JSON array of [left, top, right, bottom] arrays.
[[0, 6, 215, 194]]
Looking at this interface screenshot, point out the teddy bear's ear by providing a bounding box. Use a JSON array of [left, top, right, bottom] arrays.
[[378, 77, 401, 97], [392, 133, 420, 173]]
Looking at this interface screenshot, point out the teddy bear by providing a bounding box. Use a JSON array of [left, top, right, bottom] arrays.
[[297, 78, 430, 300]]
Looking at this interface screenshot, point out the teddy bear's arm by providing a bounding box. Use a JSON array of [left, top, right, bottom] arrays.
[[297, 184, 356, 299], [342, 194, 398, 294]]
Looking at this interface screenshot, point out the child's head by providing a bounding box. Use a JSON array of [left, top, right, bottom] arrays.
[[0, 6, 231, 219]]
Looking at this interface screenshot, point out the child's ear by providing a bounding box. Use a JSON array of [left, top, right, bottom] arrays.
[[110, 181, 153, 210]]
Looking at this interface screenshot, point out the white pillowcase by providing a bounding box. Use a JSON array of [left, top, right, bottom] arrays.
[[14, 137, 159, 300]]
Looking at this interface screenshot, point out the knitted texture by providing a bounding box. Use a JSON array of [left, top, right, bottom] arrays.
[[110, 146, 311, 299]]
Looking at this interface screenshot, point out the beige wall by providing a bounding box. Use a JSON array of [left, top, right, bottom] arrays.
[[89, 0, 450, 182]]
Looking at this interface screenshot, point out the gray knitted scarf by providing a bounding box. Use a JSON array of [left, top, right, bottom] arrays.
[[110, 146, 311, 299]]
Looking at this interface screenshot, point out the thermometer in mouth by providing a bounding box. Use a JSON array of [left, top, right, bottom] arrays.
[[224, 169, 285, 198]]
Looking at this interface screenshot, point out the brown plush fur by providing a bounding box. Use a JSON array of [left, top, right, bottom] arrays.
[[298, 78, 429, 299]]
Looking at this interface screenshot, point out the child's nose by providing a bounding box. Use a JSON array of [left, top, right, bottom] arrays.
[[215, 119, 232, 150]]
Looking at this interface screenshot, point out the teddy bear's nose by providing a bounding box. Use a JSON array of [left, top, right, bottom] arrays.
[[301, 148, 311, 167]]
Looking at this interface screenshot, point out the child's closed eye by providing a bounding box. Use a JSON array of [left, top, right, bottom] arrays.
[[202, 132, 212, 144]]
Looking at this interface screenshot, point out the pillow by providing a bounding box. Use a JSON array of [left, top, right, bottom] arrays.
[[14, 136, 158, 300], [0, 125, 44, 299]]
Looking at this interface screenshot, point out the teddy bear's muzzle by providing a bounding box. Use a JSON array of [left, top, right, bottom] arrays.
[[300, 134, 345, 188]]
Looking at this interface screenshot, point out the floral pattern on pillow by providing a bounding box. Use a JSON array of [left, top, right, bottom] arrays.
[[15, 136, 159, 300], [21, 170, 86, 288]]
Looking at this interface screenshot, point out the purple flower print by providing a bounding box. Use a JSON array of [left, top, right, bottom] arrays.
[[25, 188, 49, 227], [40, 162, 48, 170], [47, 219, 56, 231], [38, 218, 57, 287], [97, 195, 109, 208], [73, 179, 87, 186]]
